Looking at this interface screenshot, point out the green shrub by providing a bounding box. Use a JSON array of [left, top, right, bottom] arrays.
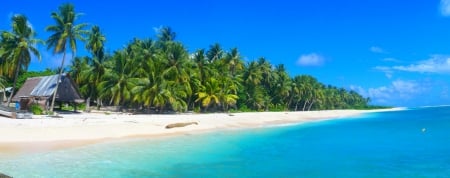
[[193, 106, 201, 113], [30, 104, 43, 115], [61, 103, 86, 111], [47, 111, 54, 115], [238, 105, 253, 112], [77, 103, 86, 111]]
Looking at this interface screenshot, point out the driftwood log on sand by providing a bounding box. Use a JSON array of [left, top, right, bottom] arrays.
[[165, 122, 198, 129]]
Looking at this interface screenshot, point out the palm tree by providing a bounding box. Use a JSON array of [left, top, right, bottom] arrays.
[[291, 76, 303, 111], [46, 3, 88, 112], [192, 49, 211, 82], [242, 61, 265, 110], [98, 50, 134, 109], [0, 14, 42, 106], [157, 26, 176, 42], [68, 56, 89, 85], [159, 41, 191, 112], [195, 78, 221, 112], [223, 48, 244, 76], [0, 76, 7, 102], [217, 74, 240, 111], [86, 26, 105, 59], [84, 25, 106, 111], [206, 43, 223, 63], [273, 64, 292, 110]]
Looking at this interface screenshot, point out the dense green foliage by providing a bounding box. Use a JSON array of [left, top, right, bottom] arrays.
[[0, 3, 375, 112], [68, 27, 371, 113], [0, 14, 42, 105]]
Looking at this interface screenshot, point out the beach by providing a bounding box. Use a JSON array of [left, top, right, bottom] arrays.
[[0, 109, 399, 153]]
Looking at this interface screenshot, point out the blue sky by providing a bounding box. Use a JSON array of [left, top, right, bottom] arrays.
[[2, 0, 450, 107]]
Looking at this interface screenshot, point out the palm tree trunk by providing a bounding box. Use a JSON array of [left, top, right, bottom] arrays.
[[85, 97, 91, 112], [6, 62, 22, 107], [3, 89, 6, 103], [287, 96, 293, 111], [302, 99, 309, 111], [308, 100, 315, 111], [50, 51, 67, 112], [96, 98, 101, 110]]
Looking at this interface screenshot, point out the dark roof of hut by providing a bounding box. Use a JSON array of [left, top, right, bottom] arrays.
[[12, 74, 83, 103]]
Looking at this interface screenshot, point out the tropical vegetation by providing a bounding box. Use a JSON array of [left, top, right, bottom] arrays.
[[0, 3, 378, 113]]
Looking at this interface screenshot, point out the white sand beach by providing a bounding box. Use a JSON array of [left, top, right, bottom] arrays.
[[0, 109, 401, 153]]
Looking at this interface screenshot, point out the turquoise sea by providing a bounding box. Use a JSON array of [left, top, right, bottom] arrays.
[[1, 106, 450, 177]]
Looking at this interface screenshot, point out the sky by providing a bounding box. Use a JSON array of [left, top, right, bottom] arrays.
[[2, 0, 450, 107]]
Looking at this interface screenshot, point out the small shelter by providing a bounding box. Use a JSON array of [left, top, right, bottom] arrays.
[[12, 74, 83, 111]]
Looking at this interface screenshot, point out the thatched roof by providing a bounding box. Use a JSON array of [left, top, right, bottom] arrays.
[[12, 74, 83, 103]]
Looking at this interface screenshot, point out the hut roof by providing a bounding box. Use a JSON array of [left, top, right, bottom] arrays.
[[12, 74, 83, 103]]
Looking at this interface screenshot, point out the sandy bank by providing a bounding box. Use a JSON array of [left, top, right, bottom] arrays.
[[0, 108, 402, 153]]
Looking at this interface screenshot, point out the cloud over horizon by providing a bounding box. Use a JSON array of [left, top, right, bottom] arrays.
[[296, 53, 324, 67], [351, 80, 430, 106]]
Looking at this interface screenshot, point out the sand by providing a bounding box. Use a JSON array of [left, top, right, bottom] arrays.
[[0, 108, 401, 153]]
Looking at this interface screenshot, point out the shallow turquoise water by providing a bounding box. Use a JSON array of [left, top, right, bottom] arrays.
[[1, 106, 450, 177]]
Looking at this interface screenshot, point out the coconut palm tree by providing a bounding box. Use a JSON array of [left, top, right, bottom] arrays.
[[84, 25, 106, 111], [68, 56, 89, 86], [46, 3, 88, 112], [0, 76, 7, 102], [86, 26, 105, 59], [98, 50, 134, 109], [159, 41, 191, 112], [195, 78, 221, 112], [273, 64, 292, 110], [206, 43, 223, 63], [242, 61, 265, 110], [223, 48, 244, 76], [0, 14, 42, 106], [157, 26, 176, 42]]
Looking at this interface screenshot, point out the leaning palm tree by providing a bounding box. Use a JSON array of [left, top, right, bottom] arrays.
[[0, 14, 42, 106], [46, 3, 88, 112]]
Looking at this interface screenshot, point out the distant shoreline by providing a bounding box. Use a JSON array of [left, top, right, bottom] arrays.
[[0, 108, 403, 155]]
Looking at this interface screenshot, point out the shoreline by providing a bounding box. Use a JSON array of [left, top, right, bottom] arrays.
[[0, 108, 402, 154]]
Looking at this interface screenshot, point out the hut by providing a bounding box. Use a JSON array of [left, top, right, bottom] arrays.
[[12, 74, 83, 111]]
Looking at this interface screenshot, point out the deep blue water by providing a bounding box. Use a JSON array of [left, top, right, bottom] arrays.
[[1, 106, 450, 177]]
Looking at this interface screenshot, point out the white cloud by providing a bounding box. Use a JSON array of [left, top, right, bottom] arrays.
[[351, 80, 429, 105], [441, 0, 450, 16], [382, 58, 401, 63], [392, 55, 450, 74], [370, 46, 385, 53], [374, 66, 393, 79], [296, 53, 324, 66]]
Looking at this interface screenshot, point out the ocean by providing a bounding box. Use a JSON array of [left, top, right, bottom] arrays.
[[0, 106, 449, 177]]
